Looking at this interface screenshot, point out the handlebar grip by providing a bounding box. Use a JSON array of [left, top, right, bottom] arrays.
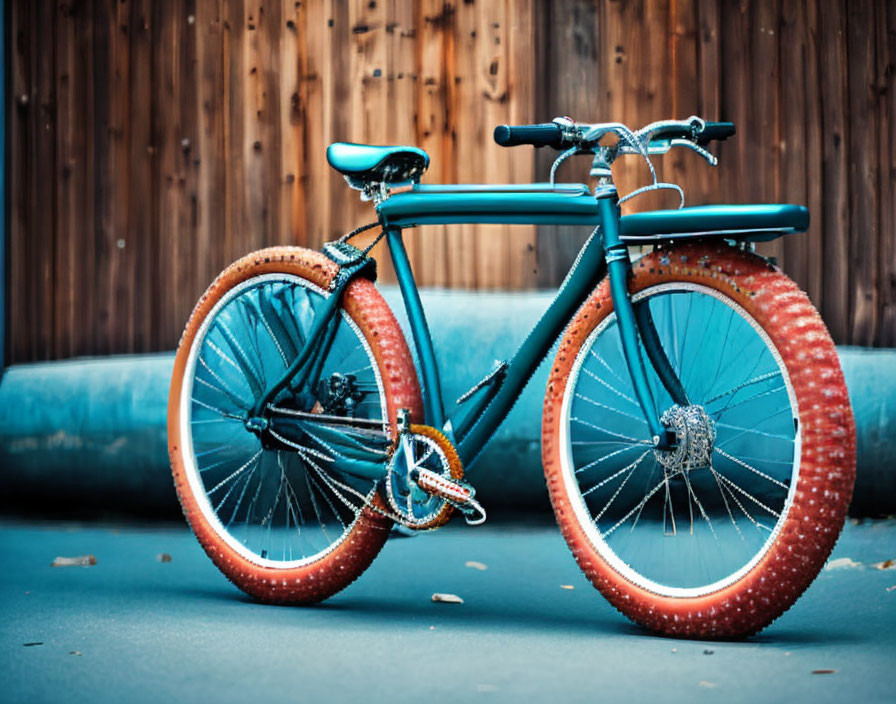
[[697, 121, 736, 145], [493, 123, 564, 148]]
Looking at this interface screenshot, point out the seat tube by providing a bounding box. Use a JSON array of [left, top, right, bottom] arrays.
[[598, 195, 670, 448], [386, 227, 446, 429]]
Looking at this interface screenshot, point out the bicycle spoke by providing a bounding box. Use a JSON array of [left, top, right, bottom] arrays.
[[194, 444, 235, 459], [303, 466, 330, 546], [712, 469, 780, 518], [709, 463, 747, 543], [226, 458, 261, 528], [710, 466, 769, 534], [572, 416, 652, 445], [197, 355, 250, 409], [214, 456, 259, 514], [714, 447, 789, 489], [192, 391, 246, 420], [574, 444, 643, 474], [662, 472, 677, 536], [582, 449, 651, 498], [682, 470, 717, 540], [717, 406, 791, 447], [217, 321, 266, 397], [567, 284, 798, 594], [208, 449, 263, 498], [588, 348, 632, 390], [574, 392, 648, 424], [592, 451, 650, 523], [309, 470, 347, 532], [629, 462, 660, 533], [601, 477, 666, 538], [581, 366, 641, 408], [715, 422, 794, 443], [702, 369, 782, 407], [191, 417, 239, 426]]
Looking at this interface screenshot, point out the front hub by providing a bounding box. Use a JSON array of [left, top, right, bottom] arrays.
[[654, 405, 716, 474]]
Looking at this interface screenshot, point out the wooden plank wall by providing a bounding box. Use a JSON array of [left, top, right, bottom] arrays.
[[7, 0, 895, 363]]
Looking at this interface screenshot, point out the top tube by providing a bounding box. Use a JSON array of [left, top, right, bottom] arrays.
[[376, 183, 616, 229]]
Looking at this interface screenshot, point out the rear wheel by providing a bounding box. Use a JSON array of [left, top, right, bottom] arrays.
[[542, 243, 855, 637], [168, 247, 422, 603]]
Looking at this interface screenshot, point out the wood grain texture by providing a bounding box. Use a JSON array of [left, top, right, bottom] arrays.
[[6, 0, 895, 363]]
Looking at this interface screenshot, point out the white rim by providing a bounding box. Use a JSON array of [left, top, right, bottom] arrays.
[[179, 273, 387, 569], [558, 282, 801, 598]]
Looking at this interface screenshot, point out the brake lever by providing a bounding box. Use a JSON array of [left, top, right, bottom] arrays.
[[668, 138, 718, 166]]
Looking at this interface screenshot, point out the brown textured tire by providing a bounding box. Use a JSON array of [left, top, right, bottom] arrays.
[[542, 243, 855, 638], [168, 246, 422, 603]]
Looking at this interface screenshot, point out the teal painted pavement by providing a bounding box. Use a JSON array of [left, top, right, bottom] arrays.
[[1, 519, 894, 703]]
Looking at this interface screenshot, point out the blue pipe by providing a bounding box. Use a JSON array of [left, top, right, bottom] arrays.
[[1, 0, 7, 376]]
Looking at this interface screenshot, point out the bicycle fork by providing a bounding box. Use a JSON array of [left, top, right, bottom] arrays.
[[598, 194, 684, 450]]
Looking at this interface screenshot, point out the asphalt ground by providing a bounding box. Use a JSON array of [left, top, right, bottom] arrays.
[[1, 518, 894, 703]]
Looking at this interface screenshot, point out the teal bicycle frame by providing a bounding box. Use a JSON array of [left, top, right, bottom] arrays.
[[380, 182, 676, 469], [252, 179, 806, 481]]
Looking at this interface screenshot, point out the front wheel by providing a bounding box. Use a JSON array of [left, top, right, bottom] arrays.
[[542, 243, 855, 637]]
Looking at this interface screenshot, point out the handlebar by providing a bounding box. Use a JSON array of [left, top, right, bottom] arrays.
[[493, 116, 737, 204], [638, 120, 735, 146], [696, 121, 736, 145], [493, 117, 735, 153], [493, 123, 564, 148]]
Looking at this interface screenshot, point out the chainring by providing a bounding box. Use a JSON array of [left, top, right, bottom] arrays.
[[385, 424, 463, 530]]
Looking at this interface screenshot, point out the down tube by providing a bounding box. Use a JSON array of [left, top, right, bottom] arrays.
[[455, 229, 608, 467]]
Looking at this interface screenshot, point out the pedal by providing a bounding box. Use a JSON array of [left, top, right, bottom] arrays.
[[411, 467, 487, 526]]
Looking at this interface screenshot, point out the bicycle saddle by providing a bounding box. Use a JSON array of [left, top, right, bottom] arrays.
[[326, 142, 430, 183]]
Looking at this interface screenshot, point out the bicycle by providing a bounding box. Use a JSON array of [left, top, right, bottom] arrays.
[[167, 116, 856, 638]]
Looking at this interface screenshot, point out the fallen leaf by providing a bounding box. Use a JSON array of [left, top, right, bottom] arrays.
[[699, 681, 716, 689], [812, 669, 836, 675], [871, 559, 895, 570], [23, 642, 43, 647], [823, 557, 861, 570], [156, 553, 172, 563], [560, 585, 575, 590], [432, 592, 464, 604], [464, 561, 487, 571], [51, 555, 96, 568]]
